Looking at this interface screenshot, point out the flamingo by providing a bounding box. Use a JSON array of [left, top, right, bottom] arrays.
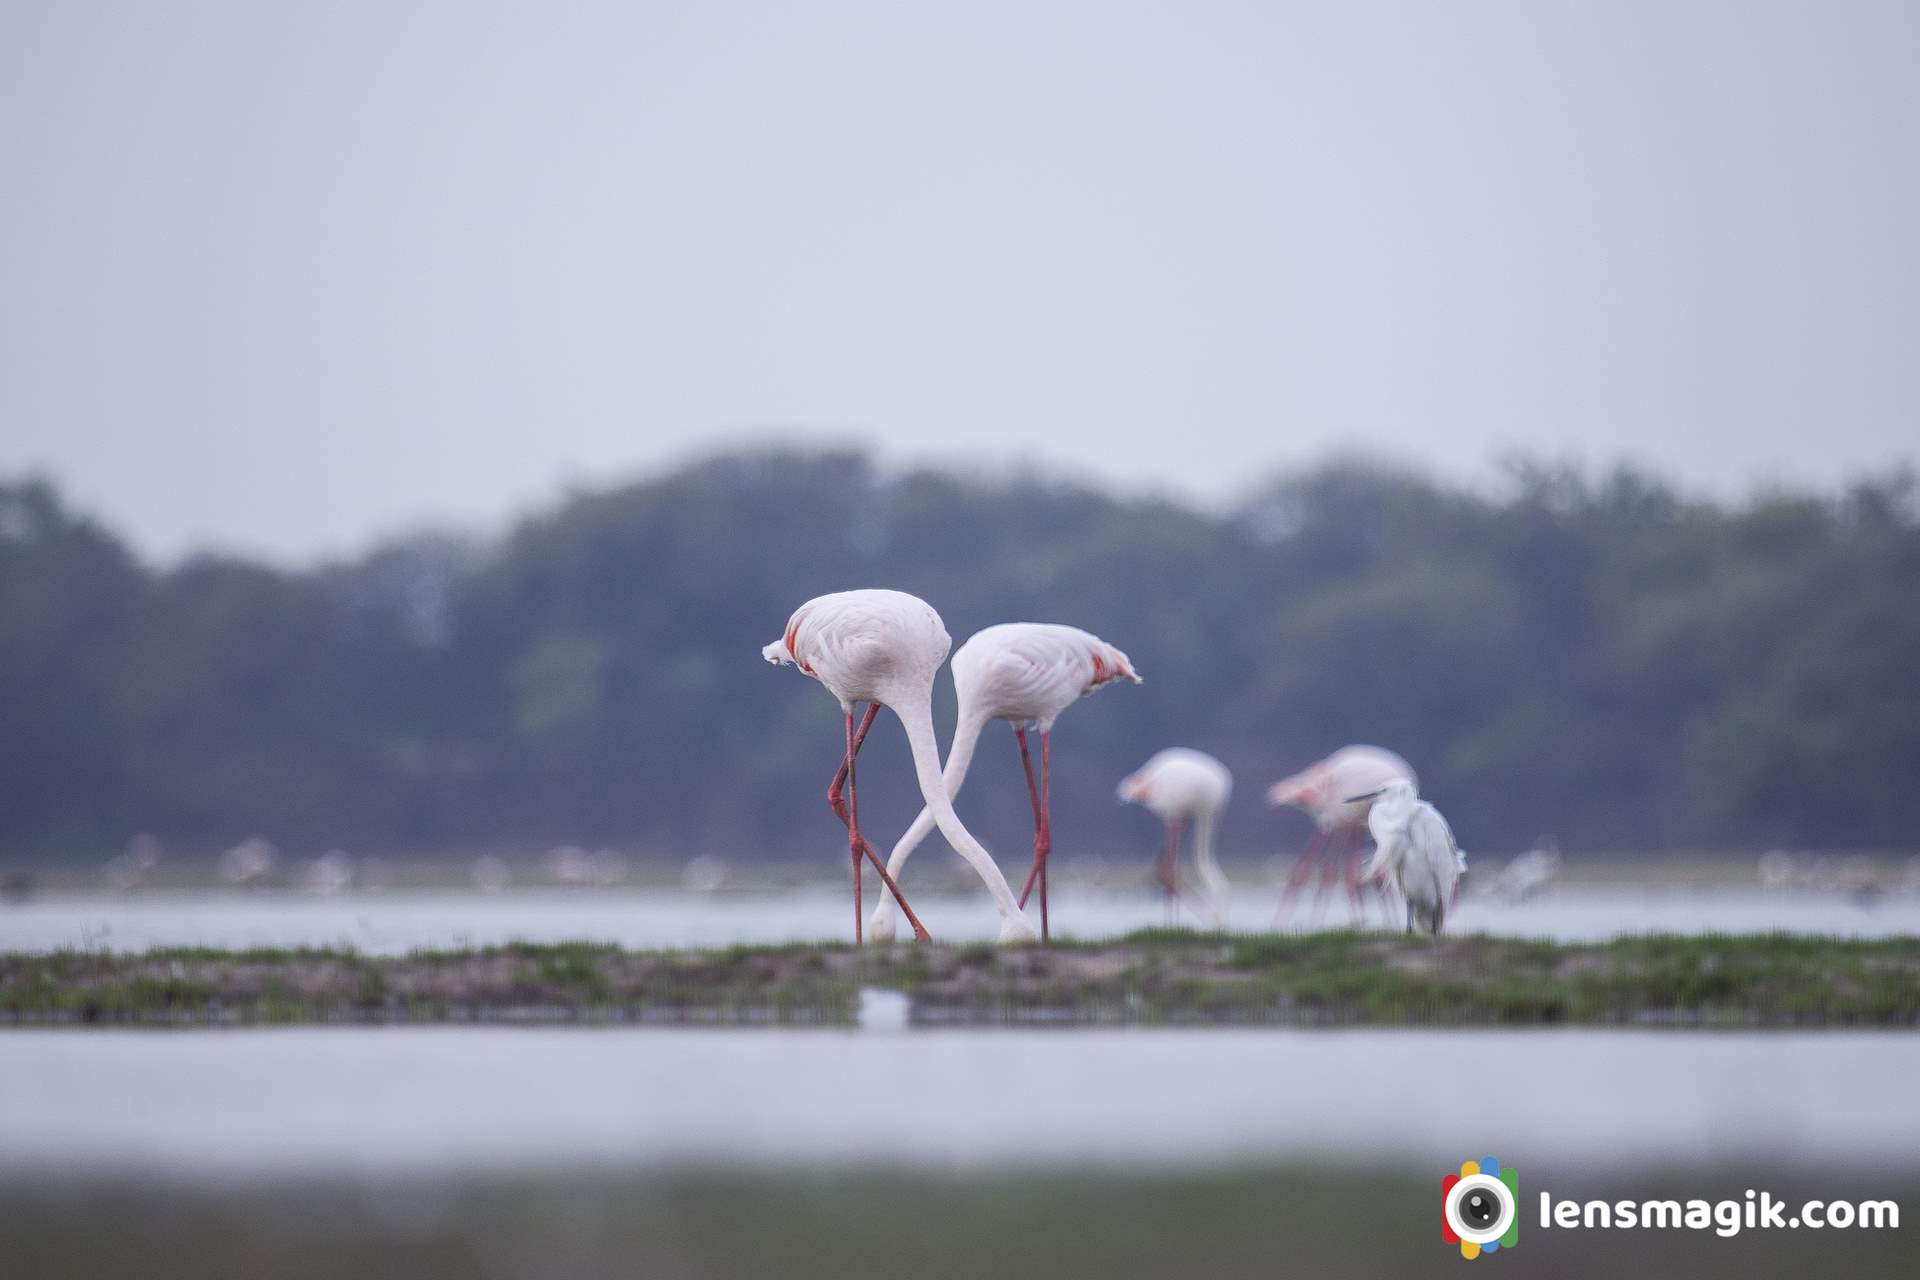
[[1268, 744, 1416, 922], [1116, 749, 1233, 928], [868, 623, 1140, 944], [763, 589, 1039, 944], [1351, 778, 1466, 934]]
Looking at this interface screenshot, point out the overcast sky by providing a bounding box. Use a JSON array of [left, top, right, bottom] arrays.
[[3, 2, 1916, 563]]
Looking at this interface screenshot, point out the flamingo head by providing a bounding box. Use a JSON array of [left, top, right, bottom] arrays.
[[1266, 766, 1325, 811]]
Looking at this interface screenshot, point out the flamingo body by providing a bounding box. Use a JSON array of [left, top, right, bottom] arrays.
[[1118, 748, 1232, 820], [952, 623, 1139, 731], [763, 589, 949, 712], [1266, 744, 1416, 833]]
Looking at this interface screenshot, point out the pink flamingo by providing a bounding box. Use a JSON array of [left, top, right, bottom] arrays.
[[763, 589, 1039, 945], [1117, 749, 1234, 928], [868, 622, 1140, 943], [1268, 744, 1416, 923]]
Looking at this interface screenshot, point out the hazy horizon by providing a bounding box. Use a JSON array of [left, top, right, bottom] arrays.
[[6, 2, 1917, 563]]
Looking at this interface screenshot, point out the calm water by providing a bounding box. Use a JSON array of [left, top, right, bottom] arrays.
[[4, 887, 1918, 954], [0, 1027, 1914, 1179]]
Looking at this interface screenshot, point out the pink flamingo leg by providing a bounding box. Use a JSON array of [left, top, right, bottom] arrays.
[[1341, 827, 1368, 921], [1312, 827, 1360, 920], [845, 708, 863, 943], [1040, 733, 1051, 936], [1014, 728, 1054, 941], [1275, 828, 1331, 923], [1157, 816, 1185, 925], [826, 703, 932, 943], [1329, 828, 1368, 917], [1310, 826, 1345, 916]]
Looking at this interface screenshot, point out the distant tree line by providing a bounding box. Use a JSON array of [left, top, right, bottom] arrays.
[[2, 449, 1916, 865]]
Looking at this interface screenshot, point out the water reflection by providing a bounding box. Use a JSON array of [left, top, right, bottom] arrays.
[[2, 1028, 1914, 1178]]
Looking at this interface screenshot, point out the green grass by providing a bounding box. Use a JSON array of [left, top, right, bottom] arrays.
[[2, 930, 1917, 1027]]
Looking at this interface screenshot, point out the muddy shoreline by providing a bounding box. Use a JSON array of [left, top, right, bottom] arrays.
[[4, 931, 1916, 1028]]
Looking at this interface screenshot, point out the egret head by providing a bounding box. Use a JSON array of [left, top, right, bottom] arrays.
[[1343, 777, 1415, 804], [1345, 776, 1419, 821]]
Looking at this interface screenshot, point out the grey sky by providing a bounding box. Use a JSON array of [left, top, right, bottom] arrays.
[[3, 2, 1916, 563]]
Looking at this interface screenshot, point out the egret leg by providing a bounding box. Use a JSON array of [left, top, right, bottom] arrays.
[[1274, 828, 1330, 923], [827, 704, 932, 943], [1014, 728, 1054, 941]]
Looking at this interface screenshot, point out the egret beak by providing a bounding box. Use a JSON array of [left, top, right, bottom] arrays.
[[1343, 789, 1384, 804]]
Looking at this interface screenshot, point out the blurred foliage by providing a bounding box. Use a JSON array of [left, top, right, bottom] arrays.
[[1, 450, 1916, 862]]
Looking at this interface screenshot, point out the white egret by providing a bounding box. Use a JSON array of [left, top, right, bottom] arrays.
[[1351, 778, 1466, 935]]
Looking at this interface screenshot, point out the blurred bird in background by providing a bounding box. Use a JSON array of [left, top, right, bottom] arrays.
[[1269, 745, 1416, 924], [1118, 749, 1233, 928]]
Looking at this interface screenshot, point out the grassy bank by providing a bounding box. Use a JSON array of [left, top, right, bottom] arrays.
[[3, 930, 1918, 1027]]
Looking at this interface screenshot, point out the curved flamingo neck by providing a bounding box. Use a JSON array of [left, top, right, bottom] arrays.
[[890, 695, 1023, 919], [1191, 810, 1231, 925]]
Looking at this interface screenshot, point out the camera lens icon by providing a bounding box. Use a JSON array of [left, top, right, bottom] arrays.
[[1442, 1158, 1519, 1258], [1449, 1175, 1509, 1239]]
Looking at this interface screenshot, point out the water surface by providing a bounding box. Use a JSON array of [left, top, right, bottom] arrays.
[[4, 887, 1916, 955], [2, 1027, 1913, 1178]]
